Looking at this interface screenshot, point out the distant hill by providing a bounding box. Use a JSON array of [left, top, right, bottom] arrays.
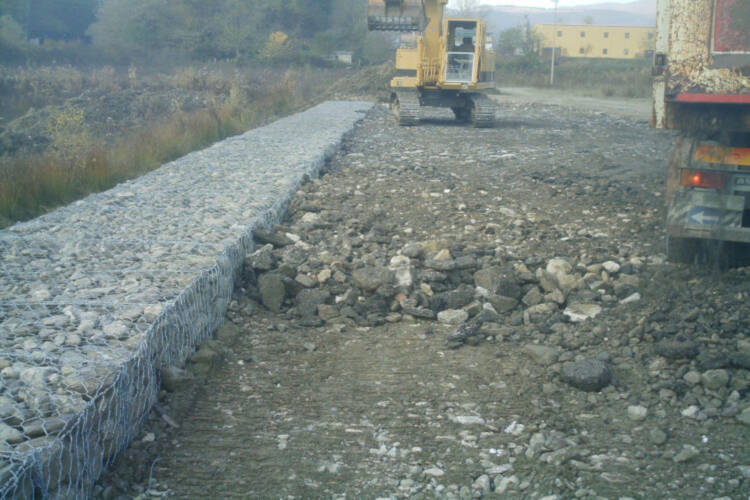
[[467, 0, 657, 33]]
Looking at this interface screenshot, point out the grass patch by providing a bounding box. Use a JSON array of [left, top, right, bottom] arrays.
[[496, 56, 653, 98], [0, 66, 353, 227]]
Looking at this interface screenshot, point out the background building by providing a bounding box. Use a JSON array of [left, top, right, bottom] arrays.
[[534, 24, 656, 59]]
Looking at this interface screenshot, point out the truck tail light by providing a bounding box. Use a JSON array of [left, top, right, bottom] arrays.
[[680, 170, 726, 189]]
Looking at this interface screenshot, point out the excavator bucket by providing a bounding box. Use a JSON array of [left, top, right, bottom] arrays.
[[367, 0, 426, 32]]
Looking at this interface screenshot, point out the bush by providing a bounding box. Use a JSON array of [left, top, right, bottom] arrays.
[[0, 15, 29, 63]]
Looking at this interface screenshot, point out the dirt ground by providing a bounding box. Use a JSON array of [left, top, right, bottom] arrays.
[[96, 96, 750, 500], [492, 88, 652, 122]]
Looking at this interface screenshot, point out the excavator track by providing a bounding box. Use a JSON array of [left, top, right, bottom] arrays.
[[468, 93, 496, 128], [392, 91, 420, 126]]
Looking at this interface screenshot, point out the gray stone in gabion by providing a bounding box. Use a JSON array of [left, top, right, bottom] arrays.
[[730, 351, 750, 369], [258, 273, 287, 313], [701, 369, 729, 390], [352, 267, 393, 292], [0, 423, 24, 444], [560, 359, 612, 392]]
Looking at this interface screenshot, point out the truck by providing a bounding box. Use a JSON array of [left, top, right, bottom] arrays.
[[652, 0, 750, 265], [366, 0, 497, 127]]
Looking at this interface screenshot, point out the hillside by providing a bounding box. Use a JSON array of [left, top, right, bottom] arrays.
[[475, 0, 656, 32]]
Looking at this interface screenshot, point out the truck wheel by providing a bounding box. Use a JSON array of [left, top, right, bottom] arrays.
[[667, 236, 730, 269], [666, 236, 695, 264]]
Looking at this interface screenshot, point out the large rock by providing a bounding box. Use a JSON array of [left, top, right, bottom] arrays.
[[473, 267, 521, 299], [296, 289, 331, 317], [701, 369, 729, 390], [560, 359, 612, 392], [523, 344, 560, 366], [563, 303, 602, 323], [486, 295, 518, 313], [655, 340, 699, 360], [352, 267, 393, 291], [546, 258, 579, 292], [258, 273, 286, 312], [0, 422, 24, 444], [253, 227, 294, 247], [442, 284, 475, 310], [249, 244, 276, 271]]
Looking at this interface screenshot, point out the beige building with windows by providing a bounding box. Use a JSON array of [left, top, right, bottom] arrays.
[[534, 24, 656, 59]]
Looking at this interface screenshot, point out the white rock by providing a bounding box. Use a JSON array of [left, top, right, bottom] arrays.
[[301, 212, 320, 224], [564, 304, 602, 322], [317, 268, 332, 283], [438, 309, 469, 325], [394, 268, 413, 288], [504, 420, 526, 435], [681, 405, 700, 418], [434, 249, 452, 261], [389, 255, 410, 269], [602, 261, 621, 274], [450, 415, 485, 425], [423, 467, 445, 477], [627, 405, 648, 421], [30, 286, 51, 301], [103, 321, 129, 338], [620, 293, 641, 305], [546, 258, 572, 276]]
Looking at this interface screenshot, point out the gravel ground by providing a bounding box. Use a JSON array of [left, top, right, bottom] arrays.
[[97, 102, 750, 500], [0, 101, 372, 498]]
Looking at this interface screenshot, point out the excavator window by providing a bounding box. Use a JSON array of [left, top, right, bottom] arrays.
[[446, 21, 478, 83], [449, 22, 477, 53]]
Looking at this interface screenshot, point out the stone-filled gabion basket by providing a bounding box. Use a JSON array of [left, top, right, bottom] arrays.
[[0, 101, 372, 499]]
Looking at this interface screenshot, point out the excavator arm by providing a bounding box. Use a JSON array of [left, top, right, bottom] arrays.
[[367, 0, 448, 32]]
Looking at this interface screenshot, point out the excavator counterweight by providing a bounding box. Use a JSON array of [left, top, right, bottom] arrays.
[[367, 0, 426, 32]]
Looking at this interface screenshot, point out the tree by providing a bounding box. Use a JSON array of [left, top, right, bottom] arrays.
[[496, 18, 540, 57], [584, 16, 594, 25], [27, 0, 99, 40], [455, 0, 479, 16]]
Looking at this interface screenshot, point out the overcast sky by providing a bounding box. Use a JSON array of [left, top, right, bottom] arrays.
[[448, 0, 634, 8]]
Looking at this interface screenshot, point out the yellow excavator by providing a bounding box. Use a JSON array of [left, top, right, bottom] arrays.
[[367, 0, 496, 127]]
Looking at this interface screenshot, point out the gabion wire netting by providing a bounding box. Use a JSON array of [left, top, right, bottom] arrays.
[[0, 101, 372, 499]]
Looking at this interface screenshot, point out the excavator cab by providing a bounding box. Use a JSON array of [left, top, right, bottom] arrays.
[[367, 0, 427, 31], [446, 21, 478, 83]]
